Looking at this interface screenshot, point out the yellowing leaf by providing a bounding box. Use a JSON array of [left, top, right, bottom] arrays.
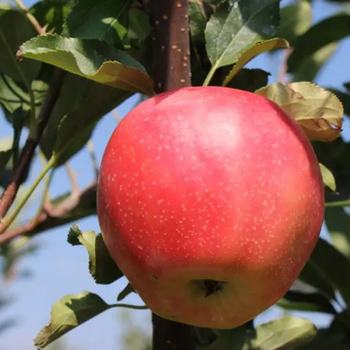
[[256, 82, 343, 142], [319, 163, 336, 191], [224, 38, 289, 86]]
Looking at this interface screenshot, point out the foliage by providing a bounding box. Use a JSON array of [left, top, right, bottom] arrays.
[[0, 0, 350, 349]]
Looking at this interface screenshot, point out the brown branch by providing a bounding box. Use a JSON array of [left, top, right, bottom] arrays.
[[0, 68, 66, 225], [64, 163, 79, 194], [0, 181, 97, 245], [87, 140, 99, 179], [278, 48, 292, 84], [145, 1, 196, 350], [147, 0, 191, 93]]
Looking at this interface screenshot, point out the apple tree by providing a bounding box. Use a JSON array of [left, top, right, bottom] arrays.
[[0, 0, 349, 349]]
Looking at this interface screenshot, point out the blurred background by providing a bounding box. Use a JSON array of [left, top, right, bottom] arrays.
[[0, 0, 350, 349]]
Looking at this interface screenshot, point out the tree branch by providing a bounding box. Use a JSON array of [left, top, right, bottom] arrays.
[[145, 0, 196, 349], [147, 0, 191, 92], [0, 68, 66, 226], [0, 181, 97, 245]]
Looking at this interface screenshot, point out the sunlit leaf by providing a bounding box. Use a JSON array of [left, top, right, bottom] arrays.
[[67, 224, 123, 284], [18, 34, 154, 95], [256, 82, 343, 142], [244, 316, 316, 349], [319, 163, 336, 191], [34, 292, 111, 349], [224, 38, 288, 86]]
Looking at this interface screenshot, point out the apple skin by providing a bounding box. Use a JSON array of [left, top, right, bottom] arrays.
[[97, 86, 324, 329]]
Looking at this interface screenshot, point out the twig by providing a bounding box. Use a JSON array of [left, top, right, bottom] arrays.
[[12, 0, 46, 35], [87, 140, 99, 178], [111, 108, 123, 124], [64, 163, 79, 194], [0, 69, 66, 228], [278, 48, 292, 84], [0, 181, 97, 245]]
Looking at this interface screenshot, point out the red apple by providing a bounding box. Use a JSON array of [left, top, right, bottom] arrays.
[[97, 86, 324, 329]]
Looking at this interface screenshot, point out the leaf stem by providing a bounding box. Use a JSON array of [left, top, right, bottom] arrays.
[[202, 65, 217, 86], [0, 158, 55, 234], [111, 303, 149, 310], [34, 154, 54, 219]]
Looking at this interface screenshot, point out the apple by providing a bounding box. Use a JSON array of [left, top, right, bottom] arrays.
[[97, 86, 324, 329]]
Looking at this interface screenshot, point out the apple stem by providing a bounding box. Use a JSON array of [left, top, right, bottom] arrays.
[[143, 0, 196, 349]]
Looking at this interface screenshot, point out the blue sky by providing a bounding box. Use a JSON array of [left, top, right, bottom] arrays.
[[1, 0, 350, 349]]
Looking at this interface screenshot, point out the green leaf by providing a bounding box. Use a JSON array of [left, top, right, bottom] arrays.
[[189, 0, 210, 49], [299, 327, 350, 350], [67, 224, 123, 284], [0, 140, 32, 189], [0, 73, 48, 125], [198, 324, 248, 350], [256, 82, 343, 142], [127, 5, 151, 42], [39, 73, 94, 161], [62, 0, 131, 48], [117, 283, 135, 301], [205, 0, 280, 70], [0, 10, 41, 83], [223, 38, 289, 86], [277, 290, 336, 314], [226, 68, 269, 92], [49, 82, 130, 166], [288, 14, 350, 73], [292, 42, 338, 83], [298, 261, 336, 300], [276, 1, 312, 45], [244, 316, 316, 350], [0, 137, 12, 176], [319, 163, 336, 191], [34, 292, 111, 349], [325, 207, 350, 259], [309, 238, 350, 308], [30, 0, 72, 34], [0, 2, 11, 13], [18, 34, 154, 95]]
